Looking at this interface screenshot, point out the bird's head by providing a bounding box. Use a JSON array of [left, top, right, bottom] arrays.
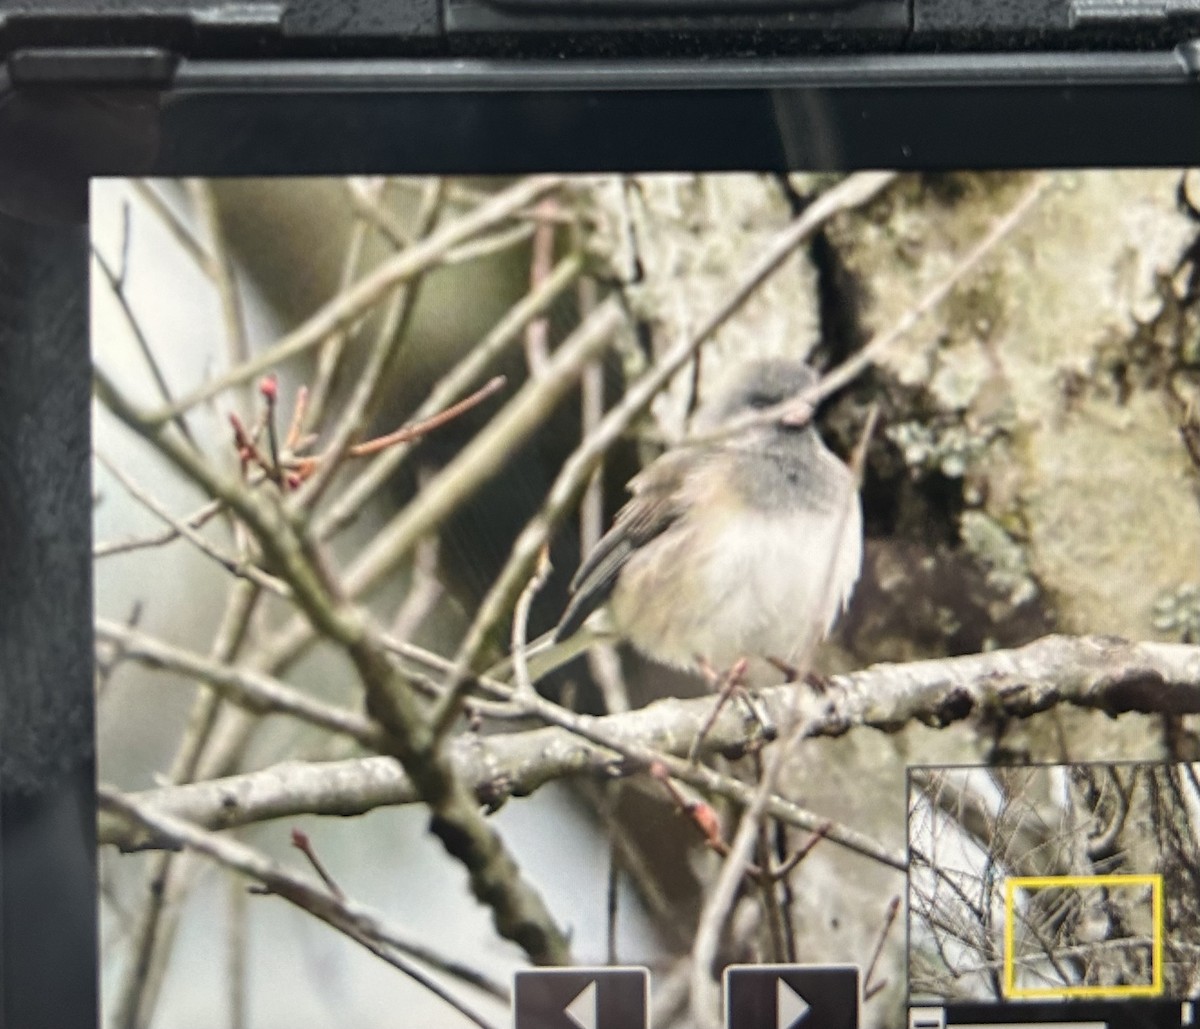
[[691, 358, 820, 439]]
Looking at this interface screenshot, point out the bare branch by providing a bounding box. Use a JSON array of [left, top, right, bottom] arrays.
[[100, 634, 1200, 862], [307, 177, 391, 426], [343, 295, 624, 626], [132, 180, 212, 273], [687, 174, 1050, 447], [94, 370, 572, 965], [690, 695, 808, 1028], [291, 179, 447, 508], [149, 175, 565, 423], [94, 497, 224, 558], [95, 618, 385, 748], [316, 250, 584, 541], [94, 452, 290, 597], [187, 179, 251, 386], [100, 787, 508, 1029]]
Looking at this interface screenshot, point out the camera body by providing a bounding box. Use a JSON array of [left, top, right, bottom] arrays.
[[1, 0, 1199, 57], [4, 5, 1200, 1029], [3, 0, 1200, 223]]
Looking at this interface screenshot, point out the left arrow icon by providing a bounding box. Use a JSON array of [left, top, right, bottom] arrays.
[[564, 981, 598, 1029], [515, 967, 648, 1029]]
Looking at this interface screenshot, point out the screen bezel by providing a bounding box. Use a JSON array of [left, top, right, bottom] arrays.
[[4, 61, 1200, 1028]]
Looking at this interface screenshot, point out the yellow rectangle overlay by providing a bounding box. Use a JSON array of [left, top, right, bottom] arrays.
[[1003, 873, 1164, 1000]]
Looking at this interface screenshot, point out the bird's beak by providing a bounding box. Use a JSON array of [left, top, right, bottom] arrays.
[[779, 400, 815, 428]]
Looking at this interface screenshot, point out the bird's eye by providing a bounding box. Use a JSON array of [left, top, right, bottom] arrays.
[[747, 392, 776, 409]]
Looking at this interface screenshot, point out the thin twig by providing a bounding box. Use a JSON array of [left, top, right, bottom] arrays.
[[315, 251, 584, 542], [95, 451, 291, 597], [390, 531, 444, 643], [94, 496, 225, 558], [345, 376, 507, 458], [308, 178, 390, 427], [91, 244, 197, 448], [188, 179, 251, 405], [111, 851, 187, 1029], [524, 197, 559, 377], [689, 175, 1051, 448], [343, 296, 624, 696], [110, 580, 264, 1029], [289, 279, 414, 508], [443, 223, 537, 266], [291, 828, 346, 900], [689, 702, 812, 1029], [227, 874, 248, 1029], [95, 600, 143, 695], [132, 180, 212, 273], [100, 787, 507, 1029], [863, 896, 901, 1000], [511, 546, 553, 697], [756, 819, 788, 962], [149, 176, 564, 424], [292, 179, 447, 509], [347, 177, 408, 248], [576, 256, 630, 715], [95, 618, 386, 748]]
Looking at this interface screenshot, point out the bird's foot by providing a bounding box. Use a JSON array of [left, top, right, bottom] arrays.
[[799, 670, 831, 692], [767, 655, 829, 692], [688, 656, 775, 762], [766, 656, 800, 682], [739, 688, 777, 745]]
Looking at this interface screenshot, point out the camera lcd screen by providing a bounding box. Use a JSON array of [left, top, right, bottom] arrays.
[[89, 169, 1200, 1029]]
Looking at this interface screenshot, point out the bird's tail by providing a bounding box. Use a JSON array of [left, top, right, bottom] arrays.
[[485, 618, 616, 687]]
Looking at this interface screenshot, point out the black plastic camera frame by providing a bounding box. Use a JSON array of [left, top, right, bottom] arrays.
[[4, 3, 1200, 1027]]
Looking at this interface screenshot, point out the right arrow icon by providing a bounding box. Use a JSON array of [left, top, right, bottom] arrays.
[[725, 964, 859, 1029], [776, 977, 812, 1029]]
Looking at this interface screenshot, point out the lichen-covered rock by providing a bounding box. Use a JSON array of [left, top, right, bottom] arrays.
[[828, 170, 1200, 648]]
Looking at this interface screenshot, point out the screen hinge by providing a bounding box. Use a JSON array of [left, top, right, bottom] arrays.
[[1071, 0, 1200, 23], [1175, 36, 1200, 73], [0, 5, 287, 67], [5, 47, 180, 88]]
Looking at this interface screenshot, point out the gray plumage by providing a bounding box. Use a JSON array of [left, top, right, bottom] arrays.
[[555, 359, 863, 672]]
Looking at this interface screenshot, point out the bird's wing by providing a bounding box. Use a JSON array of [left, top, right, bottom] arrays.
[[554, 449, 694, 641]]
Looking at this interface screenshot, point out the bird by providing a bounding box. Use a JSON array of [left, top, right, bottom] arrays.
[[551, 357, 863, 682]]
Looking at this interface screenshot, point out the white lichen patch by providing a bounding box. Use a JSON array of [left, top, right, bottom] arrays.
[[959, 510, 1040, 611]]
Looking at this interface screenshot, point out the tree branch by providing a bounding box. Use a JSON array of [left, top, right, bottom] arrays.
[[100, 634, 1200, 859], [99, 786, 508, 1029], [148, 175, 564, 423], [95, 617, 385, 748], [94, 368, 572, 966]]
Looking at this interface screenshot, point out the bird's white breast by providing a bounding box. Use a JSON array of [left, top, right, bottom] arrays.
[[610, 494, 862, 672], [698, 502, 862, 666]]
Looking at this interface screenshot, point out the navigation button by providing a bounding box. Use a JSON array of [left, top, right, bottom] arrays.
[[777, 977, 811, 1029], [564, 980, 596, 1029], [515, 967, 648, 1029], [725, 965, 859, 1029]]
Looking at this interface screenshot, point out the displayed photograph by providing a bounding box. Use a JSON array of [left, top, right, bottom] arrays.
[[91, 170, 1200, 1029], [908, 763, 1200, 1005]]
